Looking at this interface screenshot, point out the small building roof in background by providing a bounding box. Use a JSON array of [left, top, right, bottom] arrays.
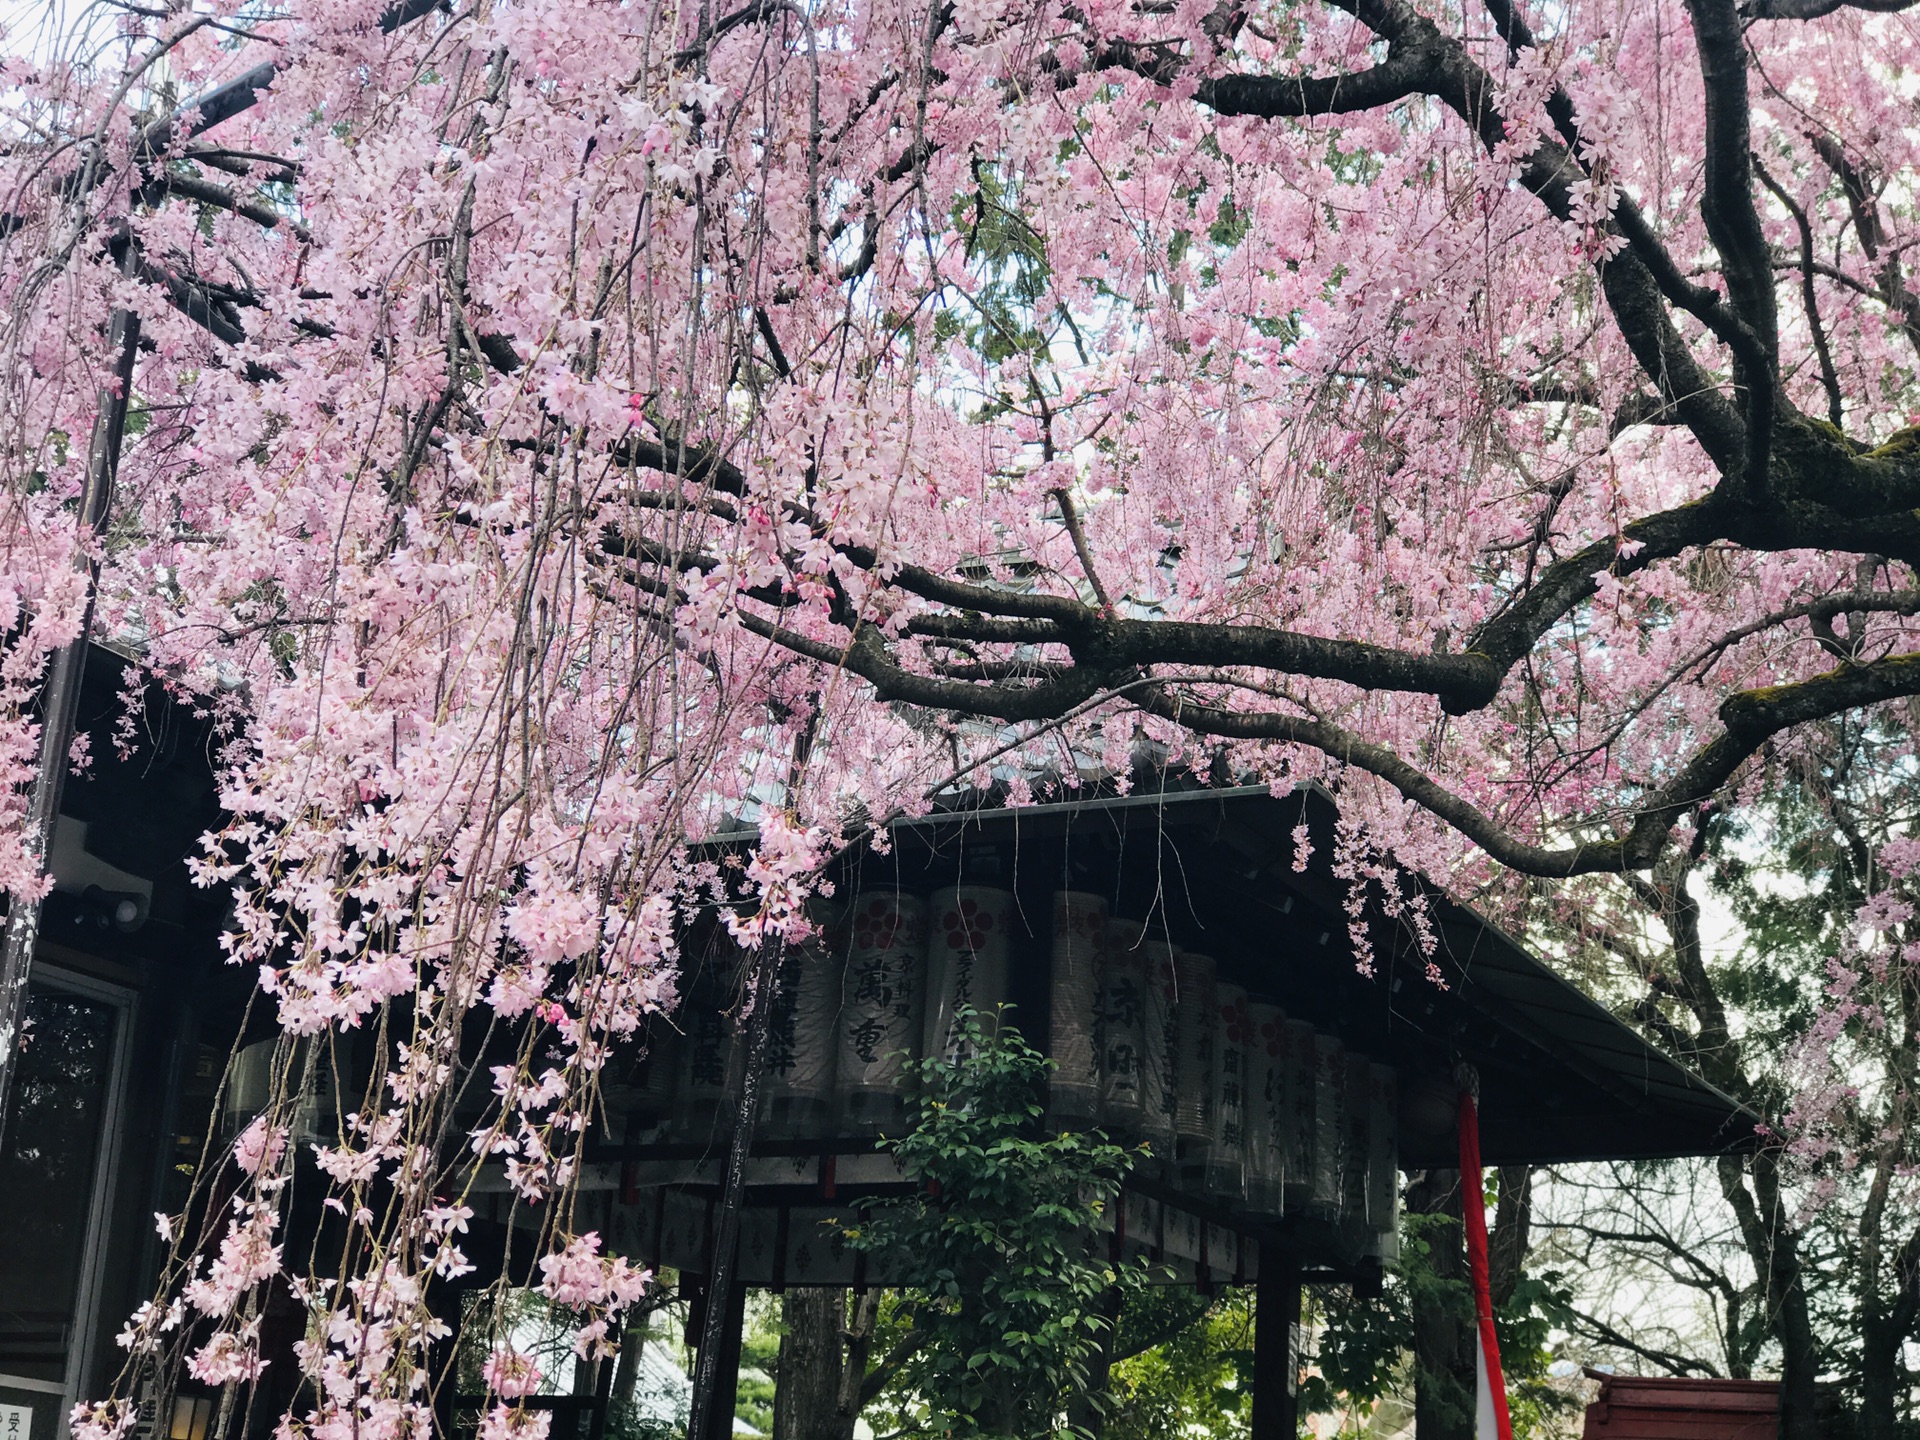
[[1581, 1372, 1779, 1439]]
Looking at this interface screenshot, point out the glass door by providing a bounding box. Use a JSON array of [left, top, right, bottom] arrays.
[[0, 976, 133, 1440]]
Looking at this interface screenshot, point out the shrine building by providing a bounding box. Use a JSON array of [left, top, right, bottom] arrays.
[[0, 647, 1757, 1440]]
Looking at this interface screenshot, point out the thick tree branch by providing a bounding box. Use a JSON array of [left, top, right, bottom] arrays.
[[1188, 47, 1436, 116], [1051, 487, 1113, 614], [1742, 0, 1917, 17], [904, 614, 1062, 645], [1684, 0, 1779, 369], [1505, 377, 1688, 436], [0, 3, 437, 236], [134, 251, 250, 347], [1754, 159, 1843, 429], [1685, 0, 1780, 499], [1316, 0, 1752, 472], [733, 610, 1113, 720], [1468, 502, 1719, 685], [144, 170, 308, 238], [1127, 651, 1920, 875], [1477, 0, 1758, 372], [856, 1329, 929, 1408], [183, 146, 300, 186], [1809, 135, 1920, 361], [378, 0, 449, 33]]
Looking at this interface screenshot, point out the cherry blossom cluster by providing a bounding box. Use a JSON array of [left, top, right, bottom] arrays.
[[2, 0, 1919, 1429]]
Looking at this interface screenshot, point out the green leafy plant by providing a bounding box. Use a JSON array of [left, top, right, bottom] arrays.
[[1103, 1289, 1256, 1440], [840, 1008, 1151, 1439], [1304, 1209, 1577, 1439], [736, 1292, 779, 1435]]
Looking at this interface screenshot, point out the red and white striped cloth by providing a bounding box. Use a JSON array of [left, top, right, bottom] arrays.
[[1458, 1088, 1515, 1440]]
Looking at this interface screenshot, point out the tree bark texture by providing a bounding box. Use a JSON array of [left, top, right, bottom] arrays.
[[1716, 1152, 1819, 1440], [774, 1289, 847, 1440], [612, 1317, 647, 1413], [835, 1290, 883, 1440], [1489, 1166, 1533, 1308]]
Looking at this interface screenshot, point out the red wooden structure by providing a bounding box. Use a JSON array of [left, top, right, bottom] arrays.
[[1582, 1372, 1780, 1439]]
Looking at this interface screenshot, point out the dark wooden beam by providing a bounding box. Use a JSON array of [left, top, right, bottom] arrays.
[[1252, 1247, 1302, 1440]]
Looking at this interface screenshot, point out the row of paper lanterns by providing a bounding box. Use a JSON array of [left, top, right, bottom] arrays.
[[634, 887, 1397, 1238]]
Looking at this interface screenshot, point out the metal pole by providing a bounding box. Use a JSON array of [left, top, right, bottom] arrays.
[[686, 936, 781, 1440], [0, 282, 141, 1147]]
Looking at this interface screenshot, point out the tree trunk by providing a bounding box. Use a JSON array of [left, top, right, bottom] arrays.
[[1488, 1166, 1532, 1307], [833, 1289, 883, 1440], [774, 1288, 846, 1440], [1716, 1153, 1819, 1440], [1863, 1225, 1920, 1440], [1408, 1169, 1474, 1440], [1861, 1310, 1898, 1440], [1860, 1204, 1895, 1440], [1855, 1137, 1919, 1440], [612, 1315, 647, 1413]]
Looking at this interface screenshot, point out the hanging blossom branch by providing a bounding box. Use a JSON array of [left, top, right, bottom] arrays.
[[8, 0, 1920, 1432]]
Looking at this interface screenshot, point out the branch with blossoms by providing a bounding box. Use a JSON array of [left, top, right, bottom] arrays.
[[19, 0, 1920, 1434], [34, 0, 1920, 890], [592, 433, 1920, 876]]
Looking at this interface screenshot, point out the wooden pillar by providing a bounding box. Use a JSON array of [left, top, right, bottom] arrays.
[[585, 1343, 615, 1440], [1252, 1245, 1301, 1440], [695, 1277, 749, 1440]]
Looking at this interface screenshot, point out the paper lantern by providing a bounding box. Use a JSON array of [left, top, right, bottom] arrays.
[[1344, 1051, 1374, 1226], [838, 891, 927, 1130], [1048, 890, 1107, 1126], [763, 934, 845, 1137], [1244, 1001, 1286, 1214], [1139, 929, 1181, 1152], [224, 1034, 348, 1145], [1206, 982, 1251, 1199], [678, 948, 741, 1141], [1281, 1019, 1318, 1212], [1096, 924, 1150, 1132], [1310, 1031, 1347, 1218], [624, 1012, 682, 1130], [1400, 1072, 1459, 1138], [924, 885, 1014, 1063], [1173, 950, 1217, 1144], [1367, 1062, 1400, 1259]]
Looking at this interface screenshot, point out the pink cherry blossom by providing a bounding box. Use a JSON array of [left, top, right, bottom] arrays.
[[10, 0, 1920, 1427], [233, 1117, 288, 1176], [482, 1351, 544, 1401]]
